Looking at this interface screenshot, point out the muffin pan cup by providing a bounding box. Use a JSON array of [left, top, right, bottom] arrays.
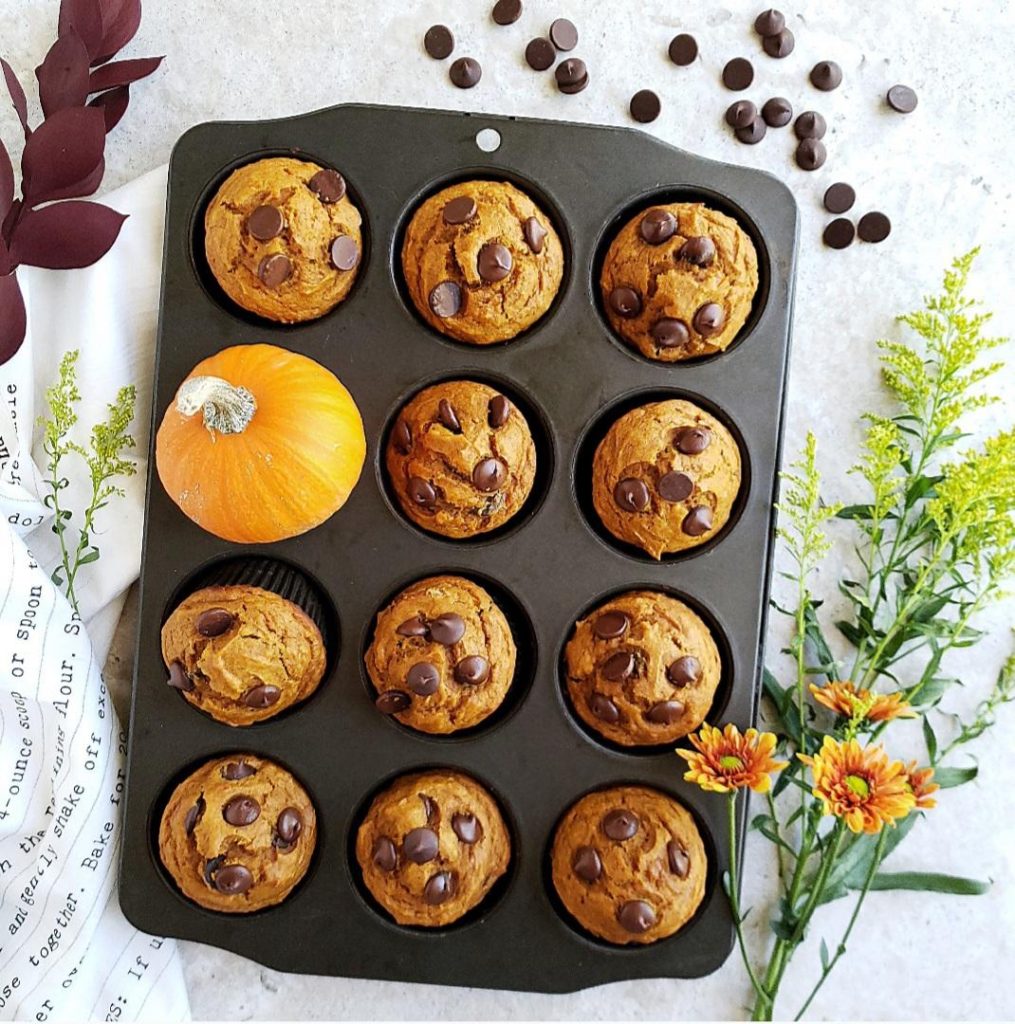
[[121, 104, 798, 992]]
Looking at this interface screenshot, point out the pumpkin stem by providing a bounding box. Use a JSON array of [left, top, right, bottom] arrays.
[[175, 375, 256, 437]]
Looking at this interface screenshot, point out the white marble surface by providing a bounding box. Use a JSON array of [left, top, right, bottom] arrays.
[[6, 0, 1015, 1019]]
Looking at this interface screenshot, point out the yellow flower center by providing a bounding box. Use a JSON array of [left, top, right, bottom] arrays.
[[719, 754, 745, 773], [845, 774, 870, 799]]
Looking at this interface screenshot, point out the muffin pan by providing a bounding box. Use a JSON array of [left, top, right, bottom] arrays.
[[121, 103, 798, 991]]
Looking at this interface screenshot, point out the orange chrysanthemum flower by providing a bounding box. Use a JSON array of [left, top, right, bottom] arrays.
[[905, 762, 939, 810], [809, 681, 915, 723], [799, 737, 916, 834], [677, 723, 787, 794]]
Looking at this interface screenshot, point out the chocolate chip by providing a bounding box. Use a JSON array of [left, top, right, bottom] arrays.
[[608, 286, 641, 318], [437, 398, 461, 433], [722, 58, 754, 91], [613, 478, 650, 513], [492, 0, 522, 25], [429, 281, 462, 318], [406, 662, 440, 696], [658, 471, 694, 502], [329, 235, 359, 271], [241, 684, 280, 708], [593, 611, 629, 640], [678, 236, 716, 266], [589, 693, 620, 723], [449, 56, 482, 89], [184, 796, 205, 835], [276, 807, 302, 845], [630, 89, 661, 124], [549, 17, 578, 51], [572, 845, 602, 882], [247, 205, 284, 241], [478, 242, 512, 283], [668, 33, 698, 66], [429, 613, 465, 646], [674, 425, 712, 454], [754, 8, 785, 35], [651, 318, 690, 350], [488, 395, 511, 428], [167, 660, 193, 692], [823, 182, 855, 214], [810, 60, 842, 91], [203, 855, 224, 887], [646, 700, 686, 724], [639, 208, 677, 245], [795, 138, 827, 171], [454, 655, 490, 686], [222, 795, 260, 827], [257, 253, 291, 288], [525, 37, 556, 71], [761, 96, 793, 127], [392, 418, 412, 455], [473, 457, 507, 492], [396, 614, 428, 637], [601, 650, 636, 681], [408, 477, 437, 510], [602, 808, 639, 841], [222, 760, 255, 780], [887, 84, 918, 114], [403, 827, 439, 864], [667, 839, 691, 877], [421, 794, 438, 824], [195, 608, 234, 637], [423, 24, 454, 60], [443, 195, 476, 225], [424, 870, 455, 905], [762, 28, 794, 58], [735, 117, 767, 145], [857, 211, 891, 243], [308, 168, 346, 203], [682, 505, 714, 536], [452, 813, 479, 844], [823, 218, 855, 250], [372, 836, 397, 871], [693, 302, 726, 336], [555, 58, 588, 94], [725, 100, 757, 129], [522, 218, 548, 256], [375, 690, 411, 714], [794, 111, 826, 141], [667, 656, 701, 686], [214, 864, 253, 895], [617, 899, 656, 933]]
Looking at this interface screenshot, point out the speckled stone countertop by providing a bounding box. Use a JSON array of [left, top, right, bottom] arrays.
[[5, 0, 1014, 1018]]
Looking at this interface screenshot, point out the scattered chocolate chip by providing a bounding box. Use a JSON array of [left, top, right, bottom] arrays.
[[678, 236, 716, 266], [857, 211, 891, 243], [722, 57, 754, 91], [167, 660, 193, 692], [667, 839, 691, 877], [276, 808, 302, 845], [823, 218, 855, 249], [525, 37, 556, 71], [692, 302, 726, 336], [213, 864, 253, 895], [682, 505, 714, 536], [795, 138, 827, 171], [449, 56, 482, 89], [452, 813, 479, 844], [589, 693, 620, 723], [421, 794, 438, 824], [630, 89, 661, 123], [810, 60, 842, 91], [393, 418, 412, 455], [488, 395, 511, 428], [329, 234, 359, 271], [608, 286, 641, 318], [761, 96, 793, 127], [437, 398, 462, 433], [572, 845, 603, 882], [424, 870, 455, 905], [406, 662, 440, 696], [549, 17, 578, 51], [403, 826, 439, 864], [396, 614, 428, 637], [195, 608, 234, 637], [602, 808, 639, 841], [454, 655, 490, 686], [308, 168, 346, 203], [735, 117, 767, 145], [375, 690, 411, 715], [222, 795, 260, 827], [593, 611, 629, 640], [492, 0, 522, 25], [651, 318, 690, 350], [613, 478, 650, 512], [428, 280, 462, 318], [242, 684, 280, 708], [184, 796, 205, 835], [754, 8, 785, 35], [222, 760, 255, 780], [725, 99, 757, 129], [523, 217, 547, 254], [794, 110, 826, 140], [478, 242, 512, 282], [762, 28, 794, 58], [887, 84, 918, 113], [443, 195, 477, 225], [617, 899, 656, 933], [555, 58, 588, 94], [257, 253, 291, 288], [601, 650, 636, 681], [429, 613, 466, 646], [408, 476, 437, 510], [668, 33, 698, 65], [247, 205, 284, 241], [675, 425, 712, 454], [667, 656, 701, 686], [658, 471, 694, 502], [823, 182, 855, 214], [640, 208, 677, 245], [647, 700, 686, 724], [424, 24, 454, 60], [473, 457, 507, 492], [203, 855, 224, 887], [372, 836, 397, 871]]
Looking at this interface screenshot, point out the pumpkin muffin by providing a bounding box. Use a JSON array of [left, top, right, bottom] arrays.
[[551, 786, 707, 945], [366, 575, 516, 734], [158, 754, 316, 913], [161, 571, 327, 726], [564, 590, 721, 747], [592, 399, 742, 558], [386, 380, 538, 539], [400, 180, 564, 344], [204, 156, 363, 322], [600, 202, 758, 361], [355, 770, 511, 927]]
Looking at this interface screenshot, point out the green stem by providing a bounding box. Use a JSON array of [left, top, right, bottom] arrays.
[[45, 446, 79, 615], [787, 822, 846, 949], [766, 789, 788, 885], [726, 792, 769, 1008]]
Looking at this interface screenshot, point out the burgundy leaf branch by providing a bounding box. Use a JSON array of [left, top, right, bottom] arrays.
[[0, 0, 163, 364]]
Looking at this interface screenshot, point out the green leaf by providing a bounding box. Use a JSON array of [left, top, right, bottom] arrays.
[[934, 765, 978, 788], [819, 937, 830, 970], [905, 473, 943, 505], [803, 601, 838, 681], [770, 916, 795, 941], [908, 677, 954, 706], [869, 871, 989, 896], [837, 504, 873, 521], [922, 717, 938, 761], [77, 547, 100, 566], [817, 814, 919, 905]]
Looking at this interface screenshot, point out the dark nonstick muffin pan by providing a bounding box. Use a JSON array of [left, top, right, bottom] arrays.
[[120, 103, 798, 992]]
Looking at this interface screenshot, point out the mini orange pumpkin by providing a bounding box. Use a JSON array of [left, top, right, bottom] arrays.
[[156, 343, 366, 543]]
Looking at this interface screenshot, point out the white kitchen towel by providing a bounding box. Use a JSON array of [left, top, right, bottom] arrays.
[[0, 165, 190, 1021]]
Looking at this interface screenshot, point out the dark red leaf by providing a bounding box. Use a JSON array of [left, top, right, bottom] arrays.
[[0, 271, 27, 365], [59, 0, 105, 61], [36, 30, 91, 118], [93, 0, 142, 66], [0, 141, 13, 224], [2, 199, 22, 241], [21, 106, 106, 207], [89, 86, 129, 132], [1, 58, 31, 140], [12, 200, 127, 270], [0, 237, 8, 276], [39, 157, 105, 203], [88, 55, 162, 92]]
